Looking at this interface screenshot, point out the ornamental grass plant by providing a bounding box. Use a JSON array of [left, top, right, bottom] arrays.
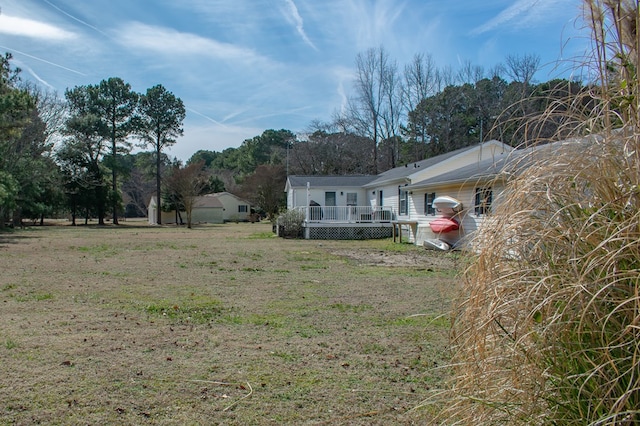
[[437, 1, 640, 424]]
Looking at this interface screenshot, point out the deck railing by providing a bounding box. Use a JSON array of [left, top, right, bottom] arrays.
[[293, 205, 393, 223]]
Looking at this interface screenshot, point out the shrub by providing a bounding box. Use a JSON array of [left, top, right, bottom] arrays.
[[276, 209, 305, 239]]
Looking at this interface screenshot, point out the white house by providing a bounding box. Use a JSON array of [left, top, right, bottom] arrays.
[[282, 140, 514, 243], [362, 140, 512, 221], [403, 142, 567, 247]]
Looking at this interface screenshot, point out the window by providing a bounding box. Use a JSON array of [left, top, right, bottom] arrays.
[[346, 192, 357, 206], [238, 205, 248, 213], [424, 192, 436, 215], [399, 187, 408, 215], [475, 187, 493, 215]]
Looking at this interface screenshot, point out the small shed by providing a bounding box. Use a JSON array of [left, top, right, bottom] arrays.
[[190, 196, 225, 224], [206, 192, 252, 222], [147, 195, 224, 225]]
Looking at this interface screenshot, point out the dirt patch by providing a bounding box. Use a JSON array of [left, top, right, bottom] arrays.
[[330, 247, 460, 269]]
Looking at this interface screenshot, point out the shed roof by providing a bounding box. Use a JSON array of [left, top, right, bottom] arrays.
[[207, 191, 251, 205], [194, 196, 224, 208]]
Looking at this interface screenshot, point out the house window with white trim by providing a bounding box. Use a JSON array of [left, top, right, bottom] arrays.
[[399, 187, 409, 215], [424, 192, 436, 216], [474, 187, 493, 216], [238, 205, 248, 213], [346, 192, 357, 206]]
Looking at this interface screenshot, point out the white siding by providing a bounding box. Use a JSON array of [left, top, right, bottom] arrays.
[[191, 208, 224, 224], [212, 193, 251, 221], [409, 181, 505, 247], [288, 187, 369, 208], [372, 184, 403, 218], [158, 208, 224, 224]]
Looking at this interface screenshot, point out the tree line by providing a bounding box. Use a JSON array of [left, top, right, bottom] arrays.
[[190, 49, 588, 209], [0, 46, 589, 227], [0, 53, 186, 227]]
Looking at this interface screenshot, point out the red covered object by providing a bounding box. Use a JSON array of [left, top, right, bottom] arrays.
[[429, 217, 459, 233]]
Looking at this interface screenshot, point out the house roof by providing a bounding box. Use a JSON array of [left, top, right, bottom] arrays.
[[194, 196, 224, 208], [364, 141, 509, 187], [287, 175, 377, 188], [405, 157, 508, 189], [405, 142, 561, 190]]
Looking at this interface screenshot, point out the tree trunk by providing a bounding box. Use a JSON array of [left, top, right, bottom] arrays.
[[156, 143, 162, 225], [111, 135, 119, 225]]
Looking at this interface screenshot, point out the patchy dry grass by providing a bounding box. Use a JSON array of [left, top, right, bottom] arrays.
[[0, 221, 458, 425]]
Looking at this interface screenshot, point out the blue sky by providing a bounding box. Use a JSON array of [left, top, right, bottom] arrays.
[[1, 0, 587, 160]]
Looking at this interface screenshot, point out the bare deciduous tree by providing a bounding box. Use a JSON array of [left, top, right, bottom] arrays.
[[344, 46, 402, 173], [456, 59, 485, 85], [504, 53, 540, 86], [402, 53, 439, 159], [164, 161, 208, 229]]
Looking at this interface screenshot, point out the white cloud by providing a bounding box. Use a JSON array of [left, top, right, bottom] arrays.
[[115, 22, 270, 65], [0, 14, 76, 40], [281, 0, 317, 50]]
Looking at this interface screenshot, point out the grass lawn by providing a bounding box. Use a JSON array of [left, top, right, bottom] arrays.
[[0, 221, 459, 425]]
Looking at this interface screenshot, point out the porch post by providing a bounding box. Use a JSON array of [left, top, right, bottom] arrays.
[[306, 182, 310, 221]]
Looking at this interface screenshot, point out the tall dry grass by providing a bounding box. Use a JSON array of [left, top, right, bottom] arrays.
[[438, 1, 640, 424]]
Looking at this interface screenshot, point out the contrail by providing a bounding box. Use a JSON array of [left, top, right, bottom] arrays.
[[0, 45, 86, 75], [283, 0, 317, 51], [42, 0, 110, 38], [186, 107, 228, 128], [15, 61, 56, 90]]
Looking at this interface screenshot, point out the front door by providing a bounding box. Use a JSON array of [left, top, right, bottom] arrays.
[[325, 192, 336, 220]]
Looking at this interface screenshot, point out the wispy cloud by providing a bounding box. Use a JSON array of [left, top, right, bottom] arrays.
[[332, 65, 353, 113], [470, 0, 558, 36], [281, 0, 317, 50], [230, 105, 313, 126], [0, 14, 76, 40], [115, 22, 270, 65], [343, 0, 407, 49]]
